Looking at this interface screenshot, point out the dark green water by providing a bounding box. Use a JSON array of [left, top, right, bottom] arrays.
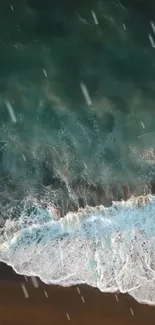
[[0, 0, 155, 214]]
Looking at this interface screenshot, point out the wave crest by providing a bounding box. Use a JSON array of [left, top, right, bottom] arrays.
[[0, 195, 155, 305]]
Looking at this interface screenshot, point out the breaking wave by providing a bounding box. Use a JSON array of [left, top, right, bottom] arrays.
[[0, 194, 155, 305]]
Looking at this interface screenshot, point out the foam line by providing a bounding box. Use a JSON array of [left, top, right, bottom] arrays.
[[0, 195, 155, 305]]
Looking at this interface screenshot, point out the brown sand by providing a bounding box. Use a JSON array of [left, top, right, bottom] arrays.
[[0, 264, 155, 325]]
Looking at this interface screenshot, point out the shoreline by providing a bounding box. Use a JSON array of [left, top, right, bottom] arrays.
[[0, 262, 155, 325]]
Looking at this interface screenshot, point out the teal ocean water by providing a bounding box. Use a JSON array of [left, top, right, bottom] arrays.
[[1, 0, 155, 305]]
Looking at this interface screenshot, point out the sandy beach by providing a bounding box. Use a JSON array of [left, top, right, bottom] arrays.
[[0, 263, 154, 325]]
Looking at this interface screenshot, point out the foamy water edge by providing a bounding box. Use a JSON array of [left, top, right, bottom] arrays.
[[0, 195, 155, 305]]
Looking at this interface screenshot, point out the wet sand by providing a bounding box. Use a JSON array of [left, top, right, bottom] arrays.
[[0, 263, 155, 325]]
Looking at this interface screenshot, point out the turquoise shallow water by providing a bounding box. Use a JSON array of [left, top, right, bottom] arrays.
[[0, 1, 155, 208]]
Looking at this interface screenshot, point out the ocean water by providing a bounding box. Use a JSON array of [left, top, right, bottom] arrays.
[[0, 0, 155, 306]]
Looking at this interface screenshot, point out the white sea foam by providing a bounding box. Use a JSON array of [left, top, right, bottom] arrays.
[[0, 195, 155, 305]]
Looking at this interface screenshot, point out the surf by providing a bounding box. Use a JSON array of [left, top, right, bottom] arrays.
[[0, 194, 155, 305]]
